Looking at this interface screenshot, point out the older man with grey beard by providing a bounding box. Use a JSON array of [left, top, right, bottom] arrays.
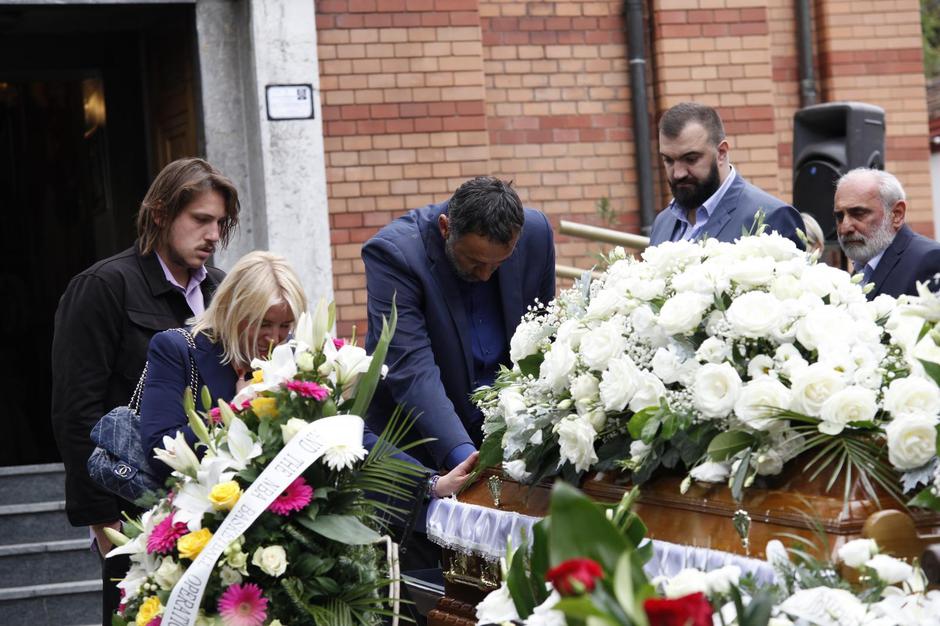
[[834, 168, 940, 299]]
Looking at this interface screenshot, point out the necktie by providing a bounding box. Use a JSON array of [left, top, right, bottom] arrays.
[[859, 263, 874, 285]]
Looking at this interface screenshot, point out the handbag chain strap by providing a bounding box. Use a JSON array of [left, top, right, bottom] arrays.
[[128, 328, 201, 413]]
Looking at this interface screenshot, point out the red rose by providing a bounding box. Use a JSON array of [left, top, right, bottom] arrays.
[[545, 558, 604, 596], [644, 592, 713, 626]]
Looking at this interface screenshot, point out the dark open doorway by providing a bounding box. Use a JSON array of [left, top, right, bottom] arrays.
[[0, 3, 200, 465]]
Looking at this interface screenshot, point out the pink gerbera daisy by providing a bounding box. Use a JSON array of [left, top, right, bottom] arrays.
[[217, 583, 268, 626], [267, 477, 314, 516], [147, 513, 188, 554], [146, 618, 162, 626], [285, 380, 329, 401]]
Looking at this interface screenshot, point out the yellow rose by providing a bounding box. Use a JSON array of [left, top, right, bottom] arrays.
[[251, 369, 264, 384], [208, 480, 241, 510], [177, 527, 213, 560], [250, 397, 279, 419], [136, 596, 163, 626]]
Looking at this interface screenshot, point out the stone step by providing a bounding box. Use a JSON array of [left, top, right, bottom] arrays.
[[0, 539, 98, 588], [0, 463, 66, 506], [0, 580, 101, 626], [0, 501, 87, 545]]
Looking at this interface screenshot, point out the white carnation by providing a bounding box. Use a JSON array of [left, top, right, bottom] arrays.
[[554, 416, 598, 472], [818, 386, 877, 435], [726, 291, 784, 338], [503, 459, 531, 483], [510, 319, 548, 364], [734, 378, 791, 431], [886, 413, 939, 470], [570, 373, 600, 413], [658, 292, 712, 336], [693, 362, 742, 419], [599, 357, 640, 412]]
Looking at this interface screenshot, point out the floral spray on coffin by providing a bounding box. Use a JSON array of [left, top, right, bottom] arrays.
[[469, 232, 940, 561], [106, 301, 426, 626]]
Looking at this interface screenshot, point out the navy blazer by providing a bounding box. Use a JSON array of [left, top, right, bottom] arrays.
[[867, 225, 940, 299], [649, 173, 805, 249], [139, 330, 425, 480], [362, 202, 556, 469]]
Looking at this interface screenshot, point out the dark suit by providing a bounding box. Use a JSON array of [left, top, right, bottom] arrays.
[[649, 173, 804, 248], [362, 202, 555, 470], [866, 225, 940, 299]]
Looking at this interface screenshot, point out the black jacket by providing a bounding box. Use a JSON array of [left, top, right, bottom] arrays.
[[50, 245, 224, 526], [867, 224, 940, 299]]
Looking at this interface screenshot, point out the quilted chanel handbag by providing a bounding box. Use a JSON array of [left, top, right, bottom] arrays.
[[87, 328, 200, 501]]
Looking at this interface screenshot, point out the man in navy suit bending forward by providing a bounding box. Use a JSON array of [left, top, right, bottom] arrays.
[[835, 167, 940, 299], [363, 177, 555, 475], [649, 101, 804, 248]]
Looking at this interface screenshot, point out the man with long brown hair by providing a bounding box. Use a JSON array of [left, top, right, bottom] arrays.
[[51, 157, 240, 625]]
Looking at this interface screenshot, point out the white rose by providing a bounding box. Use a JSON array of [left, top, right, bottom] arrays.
[[658, 292, 712, 336], [570, 373, 600, 414], [498, 388, 527, 422], [503, 459, 531, 483], [475, 582, 519, 624], [579, 320, 628, 371], [818, 386, 877, 435], [734, 378, 791, 431], [705, 565, 741, 595], [795, 305, 856, 352], [866, 554, 914, 585], [510, 319, 547, 364], [555, 319, 587, 350], [219, 565, 243, 586], [771, 274, 804, 301], [652, 346, 683, 383], [790, 364, 846, 417], [693, 362, 742, 419], [628, 277, 667, 301], [252, 545, 288, 577], [631, 305, 668, 347], [629, 372, 667, 413], [295, 350, 315, 372], [774, 343, 808, 379], [539, 343, 577, 392], [554, 416, 598, 473], [585, 289, 627, 319], [737, 233, 798, 260], [726, 255, 776, 287], [599, 357, 640, 412], [838, 538, 878, 568], [696, 337, 732, 364], [641, 239, 704, 276], [662, 568, 709, 598], [886, 413, 939, 470], [154, 557, 183, 590], [280, 417, 308, 444], [690, 461, 731, 483], [726, 291, 784, 338], [883, 376, 940, 417]]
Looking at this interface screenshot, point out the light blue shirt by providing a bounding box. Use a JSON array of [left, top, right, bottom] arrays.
[[156, 254, 208, 315], [857, 248, 887, 285], [669, 166, 738, 242]]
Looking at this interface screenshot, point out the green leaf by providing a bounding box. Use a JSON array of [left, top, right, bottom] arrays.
[[548, 482, 627, 573], [350, 298, 397, 417], [464, 427, 506, 490], [612, 552, 634, 613], [529, 521, 551, 603], [552, 595, 611, 620], [730, 451, 751, 501], [920, 358, 940, 389], [909, 485, 940, 511], [640, 416, 661, 443], [518, 353, 544, 378], [506, 544, 536, 617], [627, 406, 658, 439], [707, 431, 755, 462], [296, 514, 381, 545]]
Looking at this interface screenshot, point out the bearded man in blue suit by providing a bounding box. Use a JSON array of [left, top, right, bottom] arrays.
[[649, 102, 804, 248], [363, 177, 555, 474]]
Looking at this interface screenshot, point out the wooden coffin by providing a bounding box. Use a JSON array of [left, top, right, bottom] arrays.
[[428, 464, 940, 626]]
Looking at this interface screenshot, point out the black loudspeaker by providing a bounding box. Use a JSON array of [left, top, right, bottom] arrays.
[[792, 102, 885, 241]]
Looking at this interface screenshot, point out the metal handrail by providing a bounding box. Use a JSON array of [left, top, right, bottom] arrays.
[[555, 220, 649, 279]]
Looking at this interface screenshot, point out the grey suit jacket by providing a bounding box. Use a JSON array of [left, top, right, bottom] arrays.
[[649, 173, 805, 249]]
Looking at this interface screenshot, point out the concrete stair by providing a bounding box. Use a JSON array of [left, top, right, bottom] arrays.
[[0, 463, 101, 625]]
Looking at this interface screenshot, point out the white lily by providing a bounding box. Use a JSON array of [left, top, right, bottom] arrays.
[[172, 456, 236, 530], [319, 340, 373, 392], [153, 431, 201, 476], [218, 417, 262, 471], [249, 343, 298, 392], [293, 299, 332, 354]]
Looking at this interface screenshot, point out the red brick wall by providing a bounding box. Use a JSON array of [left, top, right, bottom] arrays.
[[316, 0, 932, 336]]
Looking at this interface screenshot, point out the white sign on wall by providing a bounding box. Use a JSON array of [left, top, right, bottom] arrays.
[[265, 84, 315, 121]]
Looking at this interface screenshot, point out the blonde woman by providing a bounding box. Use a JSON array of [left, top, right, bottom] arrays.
[[800, 212, 825, 256], [139, 250, 476, 493]]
